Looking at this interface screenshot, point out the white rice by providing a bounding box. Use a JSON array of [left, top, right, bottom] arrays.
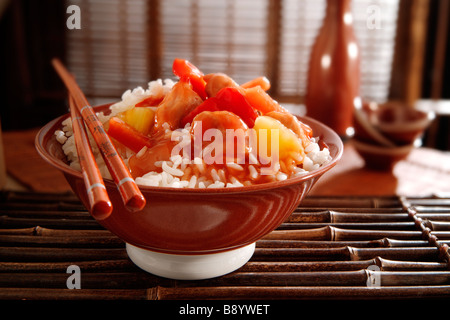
[[55, 79, 332, 189]]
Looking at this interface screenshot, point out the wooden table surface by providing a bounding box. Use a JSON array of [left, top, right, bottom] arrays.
[[2, 128, 450, 302], [2, 128, 450, 196]]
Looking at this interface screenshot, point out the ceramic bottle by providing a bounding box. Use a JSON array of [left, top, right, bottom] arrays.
[[305, 0, 361, 138]]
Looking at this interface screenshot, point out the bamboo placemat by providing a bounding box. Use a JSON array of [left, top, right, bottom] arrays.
[[0, 191, 449, 300]]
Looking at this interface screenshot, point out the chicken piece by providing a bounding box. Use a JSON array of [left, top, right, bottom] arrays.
[[128, 139, 176, 178], [191, 111, 249, 164], [240, 76, 271, 91], [265, 111, 312, 147], [154, 81, 203, 131], [191, 110, 248, 136], [204, 73, 239, 98]]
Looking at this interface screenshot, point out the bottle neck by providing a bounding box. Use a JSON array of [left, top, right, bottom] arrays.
[[325, 0, 353, 26]]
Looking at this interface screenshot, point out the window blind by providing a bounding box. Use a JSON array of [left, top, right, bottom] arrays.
[[160, 0, 269, 85], [66, 0, 150, 99], [278, 0, 327, 100], [278, 0, 400, 103], [352, 0, 400, 103], [65, 0, 400, 104]]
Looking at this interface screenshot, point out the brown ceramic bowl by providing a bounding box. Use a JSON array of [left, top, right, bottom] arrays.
[[353, 101, 396, 147], [36, 104, 342, 279], [353, 100, 434, 172], [352, 139, 413, 171], [374, 101, 435, 145]]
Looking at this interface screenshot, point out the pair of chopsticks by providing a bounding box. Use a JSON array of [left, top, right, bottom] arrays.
[[52, 58, 146, 219]]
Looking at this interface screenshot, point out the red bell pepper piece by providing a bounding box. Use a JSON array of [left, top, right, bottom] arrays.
[[215, 87, 259, 127], [180, 97, 220, 126], [172, 59, 207, 100], [107, 117, 152, 153], [181, 87, 258, 128]]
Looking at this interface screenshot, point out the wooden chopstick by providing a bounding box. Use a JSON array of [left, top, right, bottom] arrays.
[[51, 58, 146, 212], [69, 96, 112, 220]]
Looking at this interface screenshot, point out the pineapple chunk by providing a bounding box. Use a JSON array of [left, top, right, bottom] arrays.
[[118, 107, 155, 135], [253, 116, 303, 160]]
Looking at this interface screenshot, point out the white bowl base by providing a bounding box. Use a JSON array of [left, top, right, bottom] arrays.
[[126, 242, 256, 280]]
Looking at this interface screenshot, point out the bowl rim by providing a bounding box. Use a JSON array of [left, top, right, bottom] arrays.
[[371, 100, 436, 133], [375, 110, 435, 133], [352, 139, 414, 154], [35, 104, 344, 195]]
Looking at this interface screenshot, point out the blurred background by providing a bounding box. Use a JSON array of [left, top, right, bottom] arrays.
[[0, 0, 449, 149]]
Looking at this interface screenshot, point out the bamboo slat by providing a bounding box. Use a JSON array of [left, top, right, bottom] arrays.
[[0, 191, 449, 300]]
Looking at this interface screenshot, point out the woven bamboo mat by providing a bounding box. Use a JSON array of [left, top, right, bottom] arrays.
[[0, 191, 449, 300]]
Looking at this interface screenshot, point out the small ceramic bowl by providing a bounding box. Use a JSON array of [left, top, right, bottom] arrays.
[[35, 104, 343, 280], [353, 100, 434, 170], [374, 101, 435, 146], [353, 101, 396, 147], [352, 139, 414, 171]]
